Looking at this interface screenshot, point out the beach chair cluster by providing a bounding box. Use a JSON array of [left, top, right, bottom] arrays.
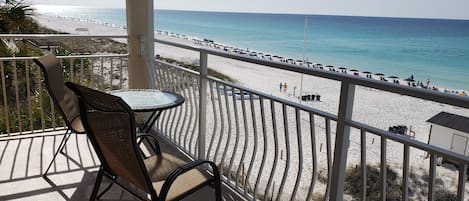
[[388, 125, 408, 135], [301, 94, 321, 102]]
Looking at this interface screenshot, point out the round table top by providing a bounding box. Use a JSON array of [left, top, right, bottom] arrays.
[[109, 89, 184, 112]]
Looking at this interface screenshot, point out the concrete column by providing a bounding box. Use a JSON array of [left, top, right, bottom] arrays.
[[126, 0, 156, 89]]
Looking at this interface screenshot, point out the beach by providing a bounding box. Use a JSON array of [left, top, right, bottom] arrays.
[[33, 14, 469, 199]]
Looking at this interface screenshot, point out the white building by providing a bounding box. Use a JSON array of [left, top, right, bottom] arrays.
[[427, 112, 469, 162]]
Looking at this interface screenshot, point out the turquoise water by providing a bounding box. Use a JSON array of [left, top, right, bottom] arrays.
[[35, 6, 469, 90]]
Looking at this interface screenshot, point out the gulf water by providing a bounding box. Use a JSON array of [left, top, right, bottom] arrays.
[[35, 6, 469, 91]]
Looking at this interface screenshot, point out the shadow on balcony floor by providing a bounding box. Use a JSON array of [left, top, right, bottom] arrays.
[[0, 130, 242, 201]]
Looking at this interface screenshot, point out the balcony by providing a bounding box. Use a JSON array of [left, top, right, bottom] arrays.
[[0, 34, 469, 201]]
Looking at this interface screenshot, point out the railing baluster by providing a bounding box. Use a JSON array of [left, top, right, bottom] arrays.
[[49, 96, 56, 129], [13, 61, 22, 134], [89, 58, 94, 88], [190, 74, 201, 153], [207, 80, 218, 160], [119, 58, 124, 89], [213, 82, 226, 164], [1, 62, 10, 134], [291, 108, 303, 201], [263, 100, 279, 201], [380, 136, 387, 201], [80, 58, 84, 83], [189, 71, 200, 156], [109, 57, 113, 88], [228, 86, 241, 183], [70, 58, 74, 81], [26, 61, 33, 132], [236, 89, 249, 190], [100, 57, 104, 87], [178, 72, 190, 151], [173, 70, 184, 146], [324, 118, 332, 201], [402, 143, 410, 201], [276, 104, 290, 201], [220, 85, 233, 175], [306, 113, 317, 201], [361, 129, 367, 201], [245, 93, 258, 194], [35, 63, 45, 131], [254, 97, 267, 199], [168, 70, 179, 140], [428, 154, 436, 201], [182, 73, 195, 152]]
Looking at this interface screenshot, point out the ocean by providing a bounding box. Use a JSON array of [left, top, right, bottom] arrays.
[[34, 6, 469, 91]]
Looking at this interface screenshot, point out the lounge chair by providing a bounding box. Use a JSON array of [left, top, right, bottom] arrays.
[[33, 54, 85, 177], [65, 82, 222, 201]]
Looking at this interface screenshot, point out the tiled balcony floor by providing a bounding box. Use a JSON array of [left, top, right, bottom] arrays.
[[0, 130, 242, 201]]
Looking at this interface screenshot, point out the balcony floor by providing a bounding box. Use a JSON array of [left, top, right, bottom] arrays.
[[0, 130, 242, 201]]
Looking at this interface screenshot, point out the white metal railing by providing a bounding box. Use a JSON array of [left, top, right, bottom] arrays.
[[0, 53, 128, 136], [153, 38, 469, 201]]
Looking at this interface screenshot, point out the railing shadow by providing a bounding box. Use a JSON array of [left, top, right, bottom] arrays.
[[0, 132, 102, 200]]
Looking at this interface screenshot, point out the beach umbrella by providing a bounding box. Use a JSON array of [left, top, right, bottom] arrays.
[[375, 73, 385, 76], [350, 69, 359, 72], [388, 75, 399, 79], [362, 71, 372, 74], [326, 65, 334, 68], [338, 67, 347, 70]]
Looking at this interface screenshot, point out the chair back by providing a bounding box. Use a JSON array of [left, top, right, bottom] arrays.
[[65, 82, 153, 192], [33, 54, 84, 133]]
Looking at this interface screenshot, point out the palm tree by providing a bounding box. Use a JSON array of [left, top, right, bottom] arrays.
[[0, 0, 38, 56], [0, 0, 36, 33]]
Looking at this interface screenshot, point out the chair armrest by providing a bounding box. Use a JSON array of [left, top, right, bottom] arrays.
[[159, 160, 220, 200], [136, 133, 161, 155]]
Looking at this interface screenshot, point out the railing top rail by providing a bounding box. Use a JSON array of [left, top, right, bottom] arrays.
[[157, 59, 338, 120], [348, 120, 469, 163], [154, 38, 469, 109], [0, 34, 127, 39], [0, 54, 129, 61]]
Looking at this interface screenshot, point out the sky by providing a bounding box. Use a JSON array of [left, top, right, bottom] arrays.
[[29, 0, 469, 20]]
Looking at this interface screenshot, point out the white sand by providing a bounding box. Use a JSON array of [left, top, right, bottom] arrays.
[[34, 14, 469, 199]]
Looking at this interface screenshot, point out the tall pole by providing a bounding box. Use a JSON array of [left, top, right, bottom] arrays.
[[299, 16, 308, 104]]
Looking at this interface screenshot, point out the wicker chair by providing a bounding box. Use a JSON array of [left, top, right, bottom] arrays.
[[33, 54, 85, 177], [65, 82, 222, 201]]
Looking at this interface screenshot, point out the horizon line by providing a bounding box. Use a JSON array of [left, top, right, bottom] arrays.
[[32, 4, 469, 21]]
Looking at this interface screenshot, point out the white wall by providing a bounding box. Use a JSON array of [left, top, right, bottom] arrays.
[[429, 124, 469, 156]]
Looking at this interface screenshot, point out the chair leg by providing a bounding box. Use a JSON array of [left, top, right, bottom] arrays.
[[90, 167, 105, 201], [214, 177, 222, 201], [43, 129, 72, 177]]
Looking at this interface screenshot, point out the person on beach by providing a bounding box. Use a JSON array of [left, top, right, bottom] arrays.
[[279, 82, 283, 91], [426, 78, 430, 88], [283, 82, 288, 92]]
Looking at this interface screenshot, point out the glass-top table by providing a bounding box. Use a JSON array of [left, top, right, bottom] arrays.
[[109, 89, 185, 132]]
